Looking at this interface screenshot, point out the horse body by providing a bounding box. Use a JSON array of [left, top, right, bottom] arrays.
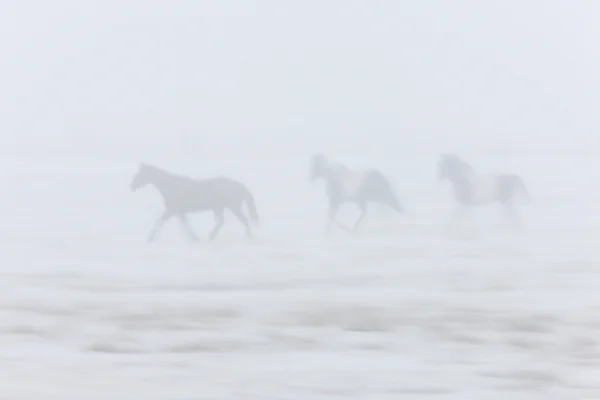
[[155, 175, 252, 213], [326, 163, 370, 201], [131, 163, 258, 243], [452, 172, 503, 205], [310, 154, 403, 233]]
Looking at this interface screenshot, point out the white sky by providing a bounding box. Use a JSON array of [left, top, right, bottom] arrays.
[[1, 0, 598, 157]]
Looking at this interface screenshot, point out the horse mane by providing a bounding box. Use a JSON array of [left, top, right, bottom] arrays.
[[314, 154, 351, 172], [142, 163, 198, 183], [441, 154, 472, 172]]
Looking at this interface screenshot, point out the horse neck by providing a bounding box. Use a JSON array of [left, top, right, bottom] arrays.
[[322, 162, 359, 200], [322, 162, 347, 184], [147, 168, 185, 197], [446, 169, 478, 201], [448, 174, 468, 187]]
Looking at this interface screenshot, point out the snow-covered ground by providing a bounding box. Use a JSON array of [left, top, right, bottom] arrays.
[[2, 152, 600, 399]]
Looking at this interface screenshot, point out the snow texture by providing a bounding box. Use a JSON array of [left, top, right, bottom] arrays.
[[2, 153, 600, 399]]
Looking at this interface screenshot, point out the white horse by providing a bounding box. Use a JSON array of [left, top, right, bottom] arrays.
[[437, 153, 530, 230], [309, 153, 404, 233]]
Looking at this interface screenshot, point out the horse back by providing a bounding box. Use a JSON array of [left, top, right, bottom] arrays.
[[165, 176, 248, 211], [465, 172, 523, 205], [329, 167, 390, 201]]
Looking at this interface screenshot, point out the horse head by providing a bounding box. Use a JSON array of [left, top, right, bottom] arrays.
[[130, 162, 155, 191], [437, 153, 471, 182], [309, 153, 328, 182]]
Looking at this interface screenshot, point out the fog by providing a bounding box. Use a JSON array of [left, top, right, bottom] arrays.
[[3, 1, 600, 398], [2, 1, 599, 158]]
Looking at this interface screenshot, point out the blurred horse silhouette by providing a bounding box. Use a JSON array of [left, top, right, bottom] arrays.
[[437, 153, 529, 229], [130, 163, 259, 243], [309, 154, 404, 233]]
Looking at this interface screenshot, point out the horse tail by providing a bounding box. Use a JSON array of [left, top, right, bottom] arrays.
[[517, 176, 531, 203], [385, 187, 404, 213], [370, 170, 404, 213], [242, 186, 259, 225]]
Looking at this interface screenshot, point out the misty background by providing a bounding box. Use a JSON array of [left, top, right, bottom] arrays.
[[1, 0, 599, 245], [1, 0, 599, 161], [4, 3, 600, 397]]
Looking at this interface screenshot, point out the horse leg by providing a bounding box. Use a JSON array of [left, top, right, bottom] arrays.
[[327, 202, 349, 234], [454, 205, 479, 237], [230, 205, 252, 239], [502, 202, 521, 231], [209, 208, 225, 241], [177, 214, 200, 242], [147, 209, 172, 243], [352, 201, 367, 233], [447, 205, 469, 234]]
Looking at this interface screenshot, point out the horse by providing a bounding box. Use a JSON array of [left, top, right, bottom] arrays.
[[309, 153, 404, 233], [436, 153, 530, 229], [130, 163, 259, 243]]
